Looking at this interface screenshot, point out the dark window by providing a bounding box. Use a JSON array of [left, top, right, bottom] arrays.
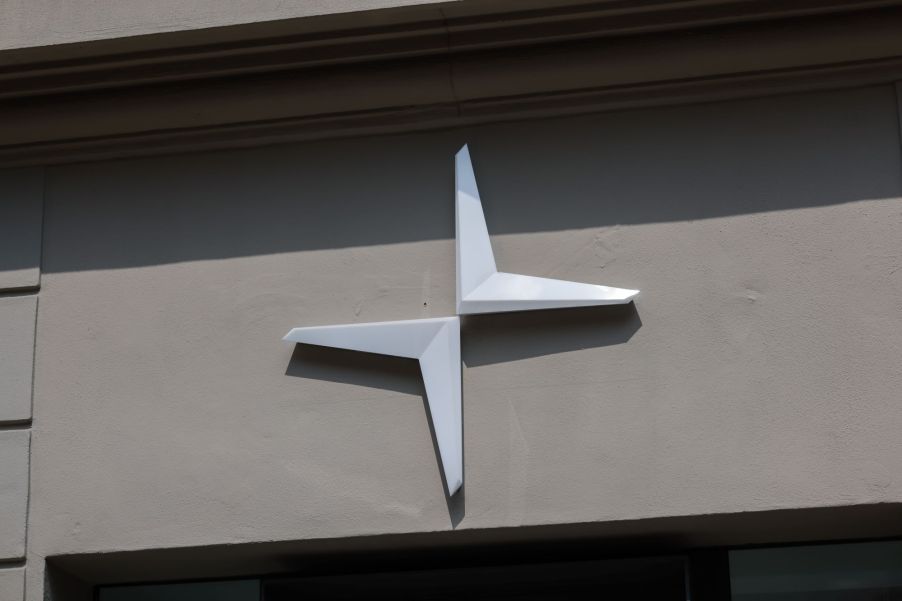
[[730, 540, 902, 600], [95, 539, 902, 600], [264, 557, 688, 600], [98, 579, 260, 601]]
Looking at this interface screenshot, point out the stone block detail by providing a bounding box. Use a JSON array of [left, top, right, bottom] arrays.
[[0, 296, 37, 423], [0, 567, 25, 601], [0, 431, 30, 560]]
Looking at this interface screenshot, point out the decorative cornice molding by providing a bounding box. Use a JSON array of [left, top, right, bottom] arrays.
[[3, 0, 901, 99], [3, 1, 902, 166]]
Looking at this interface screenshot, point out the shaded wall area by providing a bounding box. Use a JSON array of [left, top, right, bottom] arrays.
[[41, 86, 902, 269]]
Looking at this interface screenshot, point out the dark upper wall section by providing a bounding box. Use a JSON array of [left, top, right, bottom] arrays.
[[41, 85, 902, 272], [3, 1, 902, 166], [0, 168, 44, 287]]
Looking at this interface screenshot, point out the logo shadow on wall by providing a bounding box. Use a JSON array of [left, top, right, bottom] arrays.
[[284, 303, 641, 528]]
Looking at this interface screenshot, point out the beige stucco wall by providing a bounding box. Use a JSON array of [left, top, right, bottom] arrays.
[[0, 0, 456, 52], [19, 84, 902, 593], [0, 567, 26, 601], [0, 169, 41, 601]]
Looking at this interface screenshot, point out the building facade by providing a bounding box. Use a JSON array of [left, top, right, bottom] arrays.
[[2, 1, 902, 599]]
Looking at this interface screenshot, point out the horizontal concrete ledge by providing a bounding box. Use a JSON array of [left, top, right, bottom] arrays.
[[3, 4, 902, 166], [47, 503, 902, 586], [0, 422, 33, 431], [0, 559, 26, 569], [5, 54, 902, 170]]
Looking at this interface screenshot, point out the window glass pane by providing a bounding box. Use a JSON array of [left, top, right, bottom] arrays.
[[730, 540, 902, 600], [99, 579, 259, 601]]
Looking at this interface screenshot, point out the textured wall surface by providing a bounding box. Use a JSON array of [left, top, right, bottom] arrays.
[[0, 297, 37, 423], [0, 430, 30, 559], [0, 0, 454, 51], [0, 167, 41, 600], [26, 85, 902, 574], [0, 567, 25, 601]]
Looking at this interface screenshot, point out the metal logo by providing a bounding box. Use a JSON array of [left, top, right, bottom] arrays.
[[284, 145, 638, 495]]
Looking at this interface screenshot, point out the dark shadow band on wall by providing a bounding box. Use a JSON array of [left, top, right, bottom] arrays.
[[37, 81, 902, 275], [283, 303, 641, 526], [462, 303, 641, 366]]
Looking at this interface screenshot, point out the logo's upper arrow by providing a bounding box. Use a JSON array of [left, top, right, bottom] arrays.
[[455, 144, 639, 315]]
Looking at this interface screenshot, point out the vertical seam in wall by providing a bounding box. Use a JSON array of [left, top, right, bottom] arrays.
[[24, 299, 37, 556], [36, 166, 46, 291], [21, 432, 32, 588], [22, 166, 45, 600], [27, 291, 40, 428], [683, 556, 692, 601], [31, 166, 46, 422], [894, 82, 902, 175]]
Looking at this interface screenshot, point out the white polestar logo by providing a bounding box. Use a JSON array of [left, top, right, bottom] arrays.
[[284, 144, 638, 495]]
